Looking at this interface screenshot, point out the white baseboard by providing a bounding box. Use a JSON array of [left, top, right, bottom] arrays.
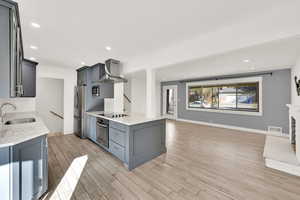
[[265, 158, 300, 176], [176, 118, 288, 137]]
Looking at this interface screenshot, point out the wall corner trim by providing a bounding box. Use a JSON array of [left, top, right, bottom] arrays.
[[176, 118, 288, 137]]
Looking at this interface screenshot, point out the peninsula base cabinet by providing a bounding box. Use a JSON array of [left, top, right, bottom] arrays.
[[0, 135, 48, 200], [86, 116, 167, 171], [109, 119, 167, 170]]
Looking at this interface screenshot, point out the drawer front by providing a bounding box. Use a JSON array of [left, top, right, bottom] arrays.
[[109, 141, 125, 162], [110, 127, 125, 146], [109, 121, 127, 132]]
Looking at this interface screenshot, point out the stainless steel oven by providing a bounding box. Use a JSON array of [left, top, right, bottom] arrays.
[[96, 118, 109, 148]]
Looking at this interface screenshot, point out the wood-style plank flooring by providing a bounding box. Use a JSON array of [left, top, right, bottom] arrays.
[[45, 120, 300, 200]]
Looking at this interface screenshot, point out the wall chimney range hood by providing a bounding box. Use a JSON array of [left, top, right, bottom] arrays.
[[98, 59, 127, 83]]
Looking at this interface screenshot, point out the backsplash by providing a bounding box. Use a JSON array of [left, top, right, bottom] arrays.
[[0, 98, 36, 113]]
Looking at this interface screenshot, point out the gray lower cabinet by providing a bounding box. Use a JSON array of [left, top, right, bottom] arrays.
[[0, 147, 10, 200], [85, 114, 166, 170], [109, 140, 125, 161], [109, 119, 166, 170], [0, 135, 48, 200], [0, 0, 24, 98], [87, 115, 96, 142]]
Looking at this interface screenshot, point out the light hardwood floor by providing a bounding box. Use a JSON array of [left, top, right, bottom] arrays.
[[46, 120, 300, 200]]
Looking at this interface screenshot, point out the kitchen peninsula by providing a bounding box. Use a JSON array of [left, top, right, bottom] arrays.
[[86, 111, 166, 170]]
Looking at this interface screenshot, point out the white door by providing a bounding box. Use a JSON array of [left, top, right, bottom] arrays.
[[163, 85, 178, 119]]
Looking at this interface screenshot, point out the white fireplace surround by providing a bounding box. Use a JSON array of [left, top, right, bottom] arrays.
[[287, 104, 300, 161], [262, 104, 300, 176]]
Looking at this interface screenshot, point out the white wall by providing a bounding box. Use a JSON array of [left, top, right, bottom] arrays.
[[123, 78, 132, 113], [37, 65, 77, 134], [125, 71, 147, 115], [292, 57, 300, 105], [131, 77, 146, 114], [36, 78, 64, 133]]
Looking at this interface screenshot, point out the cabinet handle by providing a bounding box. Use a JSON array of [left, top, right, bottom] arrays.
[[20, 85, 24, 95]]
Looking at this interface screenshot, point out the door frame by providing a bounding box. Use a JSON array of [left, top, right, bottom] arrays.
[[162, 85, 178, 119]]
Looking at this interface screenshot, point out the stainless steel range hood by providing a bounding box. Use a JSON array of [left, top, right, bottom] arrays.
[[98, 59, 127, 83]]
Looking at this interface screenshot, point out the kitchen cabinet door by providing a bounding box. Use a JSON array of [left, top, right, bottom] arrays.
[[91, 65, 100, 82], [0, 0, 24, 98], [12, 136, 48, 200], [0, 4, 11, 98], [88, 116, 97, 142], [77, 68, 88, 86], [90, 63, 105, 82], [0, 147, 10, 200], [86, 115, 91, 139], [21, 59, 37, 97]]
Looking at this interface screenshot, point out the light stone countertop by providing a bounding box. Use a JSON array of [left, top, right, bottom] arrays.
[[0, 112, 49, 148], [86, 111, 166, 126]]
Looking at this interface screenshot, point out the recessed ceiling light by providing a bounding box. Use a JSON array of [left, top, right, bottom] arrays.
[[81, 61, 85, 65], [30, 57, 36, 61], [30, 45, 38, 50], [243, 59, 250, 63], [105, 46, 112, 51], [31, 22, 40, 28]]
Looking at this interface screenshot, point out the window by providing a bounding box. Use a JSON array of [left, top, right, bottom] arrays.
[[187, 77, 261, 115]]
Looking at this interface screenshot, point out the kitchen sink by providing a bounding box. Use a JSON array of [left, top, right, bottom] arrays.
[[4, 118, 36, 125]]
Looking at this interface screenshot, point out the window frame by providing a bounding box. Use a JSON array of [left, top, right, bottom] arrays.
[[185, 77, 263, 116]]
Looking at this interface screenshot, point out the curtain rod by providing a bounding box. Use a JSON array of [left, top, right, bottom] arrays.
[[179, 71, 273, 83]]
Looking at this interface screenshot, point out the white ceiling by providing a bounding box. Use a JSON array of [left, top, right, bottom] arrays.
[[156, 36, 300, 81], [16, 0, 290, 68]]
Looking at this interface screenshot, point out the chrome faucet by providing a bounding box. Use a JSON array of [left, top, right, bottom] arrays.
[[0, 103, 17, 123]]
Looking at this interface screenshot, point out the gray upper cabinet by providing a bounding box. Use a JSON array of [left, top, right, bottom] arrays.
[[0, 0, 24, 98], [90, 63, 106, 82], [21, 59, 37, 97], [77, 67, 88, 86], [0, 3, 11, 98]]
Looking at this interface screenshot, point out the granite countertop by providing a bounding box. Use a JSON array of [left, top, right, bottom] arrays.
[[0, 112, 49, 148], [86, 111, 165, 126]]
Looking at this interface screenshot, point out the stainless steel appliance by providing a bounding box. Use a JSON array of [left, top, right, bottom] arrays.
[[96, 118, 109, 148], [74, 85, 87, 138], [98, 59, 127, 83], [99, 113, 128, 118]]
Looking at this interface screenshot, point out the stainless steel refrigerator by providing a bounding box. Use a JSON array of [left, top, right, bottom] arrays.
[[74, 85, 86, 138]]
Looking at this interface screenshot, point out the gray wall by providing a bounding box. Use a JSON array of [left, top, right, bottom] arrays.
[[86, 69, 114, 111], [161, 69, 291, 133]]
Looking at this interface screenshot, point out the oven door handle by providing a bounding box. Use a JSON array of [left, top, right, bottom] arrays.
[[97, 122, 108, 128]]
